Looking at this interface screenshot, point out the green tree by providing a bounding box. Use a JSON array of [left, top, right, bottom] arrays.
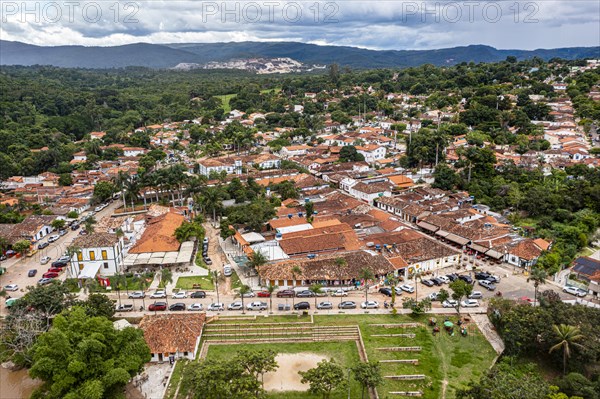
[[51, 219, 66, 231], [235, 349, 279, 392], [449, 279, 473, 315], [237, 285, 253, 314], [29, 307, 150, 399], [159, 268, 173, 289], [93, 181, 117, 203], [352, 362, 383, 399], [187, 357, 262, 399], [58, 173, 73, 186], [299, 359, 346, 399], [304, 200, 315, 223], [266, 283, 278, 312], [359, 268, 375, 303], [309, 283, 323, 308], [549, 324, 584, 375], [528, 267, 548, 304], [12, 239, 31, 258], [79, 293, 116, 318], [433, 164, 460, 190], [339, 145, 365, 162], [67, 210, 79, 219], [291, 265, 302, 308], [248, 250, 268, 283], [174, 221, 205, 243], [437, 288, 450, 303]]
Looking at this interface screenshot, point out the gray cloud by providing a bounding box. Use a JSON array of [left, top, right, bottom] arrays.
[[0, 0, 598, 49]]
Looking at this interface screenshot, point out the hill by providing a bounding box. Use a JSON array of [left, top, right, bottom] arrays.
[[1, 40, 598, 69]]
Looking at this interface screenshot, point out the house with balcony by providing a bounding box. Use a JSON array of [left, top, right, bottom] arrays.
[[69, 232, 124, 278]]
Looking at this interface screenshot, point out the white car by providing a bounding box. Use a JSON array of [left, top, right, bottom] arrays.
[[399, 284, 415, 293], [40, 256, 51, 265], [563, 286, 587, 297], [461, 299, 480, 308], [188, 303, 204, 311], [208, 303, 225, 311], [150, 290, 167, 299], [239, 291, 255, 298], [437, 276, 450, 284], [3, 284, 19, 292], [428, 292, 439, 301], [246, 301, 267, 311], [172, 291, 188, 299], [361, 300, 379, 309], [223, 265, 233, 277], [442, 299, 458, 308], [227, 301, 243, 310], [330, 289, 348, 297], [128, 291, 146, 299], [47, 234, 60, 243]]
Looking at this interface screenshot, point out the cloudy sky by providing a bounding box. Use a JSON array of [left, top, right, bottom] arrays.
[[1, 1, 599, 50]]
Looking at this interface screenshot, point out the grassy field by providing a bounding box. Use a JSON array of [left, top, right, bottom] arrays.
[[215, 93, 236, 113], [175, 275, 214, 291], [230, 270, 243, 290], [170, 313, 496, 399]]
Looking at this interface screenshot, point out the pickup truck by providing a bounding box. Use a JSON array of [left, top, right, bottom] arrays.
[[246, 301, 268, 311], [116, 304, 134, 312]]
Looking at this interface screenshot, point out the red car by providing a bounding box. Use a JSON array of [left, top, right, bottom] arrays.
[[43, 272, 59, 278], [149, 302, 167, 311], [257, 291, 271, 298], [47, 267, 63, 273]]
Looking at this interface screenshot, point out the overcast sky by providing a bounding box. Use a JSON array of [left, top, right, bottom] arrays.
[[1, 1, 599, 50]]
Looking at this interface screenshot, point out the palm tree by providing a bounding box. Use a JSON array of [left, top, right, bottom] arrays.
[[113, 273, 127, 308], [528, 267, 547, 304], [291, 265, 302, 308], [197, 186, 224, 225], [159, 268, 173, 290], [213, 270, 225, 304], [266, 283, 278, 312], [124, 177, 140, 212], [359, 268, 375, 303], [549, 324, 584, 375], [309, 283, 323, 309], [248, 250, 268, 285], [237, 284, 252, 314], [83, 216, 96, 234]]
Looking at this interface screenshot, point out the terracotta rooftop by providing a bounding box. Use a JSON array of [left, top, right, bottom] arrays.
[[139, 314, 205, 354], [129, 212, 184, 253], [72, 232, 119, 248]]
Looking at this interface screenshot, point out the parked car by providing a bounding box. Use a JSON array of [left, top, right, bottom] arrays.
[[361, 300, 379, 309], [276, 289, 295, 298], [461, 299, 480, 308], [37, 242, 49, 250], [70, 223, 80, 231], [169, 303, 186, 311], [203, 237, 209, 245], [293, 301, 310, 310], [296, 290, 315, 298], [58, 229, 67, 236], [47, 235, 60, 243], [223, 265, 232, 276], [442, 299, 458, 308], [40, 256, 51, 265], [149, 302, 167, 311], [172, 291, 188, 299], [458, 275, 473, 284], [479, 280, 496, 291], [327, 289, 346, 297], [203, 257, 213, 266], [228, 301, 244, 310], [338, 301, 357, 309], [42, 272, 58, 278], [190, 291, 206, 298], [563, 286, 587, 297], [468, 291, 483, 299], [317, 301, 333, 310], [3, 284, 18, 292], [116, 304, 134, 312], [57, 256, 70, 263], [399, 284, 415, 293], [421, 279, 434, 287], [208, 303, 225, 311], [28, 269, 38, 277], [378, 287, 392, 297], [37, 277, 53, 285], [51, 261, 68, 268], [487, 275, 501, 283], [257, 291, 271, 297], [47, 267, 63, 273], [446, 273, 459, 282], [475, 271, 491, 280], [437, 276, 450, 284], [150, 290, 167, 299], [246, 301, 267, 311], [188, 303, 203, 311], [240, 291, 255, 298], [428, 292, 439, 301], [128, 291, 146, 299], [431, 277, 444, 286]]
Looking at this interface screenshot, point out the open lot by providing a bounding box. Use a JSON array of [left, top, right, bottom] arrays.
[[169, 313, 496, 399]]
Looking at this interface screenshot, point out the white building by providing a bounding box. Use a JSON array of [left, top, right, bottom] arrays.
[[356, 144, 386, 163], [70, 232, 124, 278]]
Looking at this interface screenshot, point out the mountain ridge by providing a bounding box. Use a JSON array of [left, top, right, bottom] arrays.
[[1, 40, 598, 69]]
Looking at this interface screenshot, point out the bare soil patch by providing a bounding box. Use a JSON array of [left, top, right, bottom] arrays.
[[263, 353, 328, 392]]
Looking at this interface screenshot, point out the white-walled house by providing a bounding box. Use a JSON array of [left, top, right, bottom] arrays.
[[197, 158, 241, 177], [123, 147, 148, 157], [140, 314, 205, 362], [356, 144, 386, 163], [279, 145, 311, 158], [70, 233, 124, 278]]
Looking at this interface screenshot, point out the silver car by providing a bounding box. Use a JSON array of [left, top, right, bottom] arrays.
[[208, 303, 225, 311], [317, 301, 333, 309], [227, 301, 243, 310]]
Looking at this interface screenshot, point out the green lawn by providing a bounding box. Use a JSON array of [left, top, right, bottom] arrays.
[[170, 313, 496, 399], [230, 270, 243, 290], [215, 93, 236, 113], [175, 275, 214, 291]]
